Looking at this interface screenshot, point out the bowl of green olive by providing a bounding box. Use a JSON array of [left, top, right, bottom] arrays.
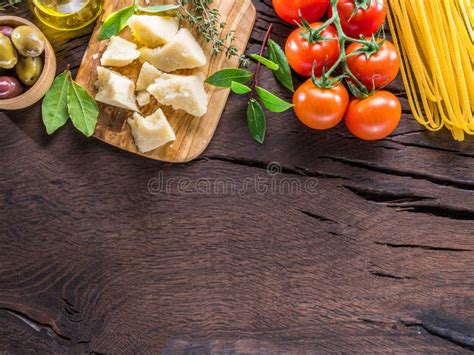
[[0, 16, 56, 110]]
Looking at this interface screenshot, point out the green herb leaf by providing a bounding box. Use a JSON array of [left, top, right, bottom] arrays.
[[41, 70, 71, 135], [250, 54, 279, 70], [247, 99, 266, 144], [267, 39, 294, 92], [67, 81, 99, 137], [256, 86, 294, 113], [136, 3, 179, 13], [98, 5, 135, 41], [230, 81, 251, 95], [205, 68, 253, 88]]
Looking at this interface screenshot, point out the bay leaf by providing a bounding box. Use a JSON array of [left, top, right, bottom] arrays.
[[250, 54, 279, 71], [256, 86, 294, 113], [231, 81, 252, 95], [247, 99, 266, 144], [206, 68, 253, 88], [268, 39, 294, 92], [99, 5, 135, 40], [41, 70, 71, 135], [67, 81, 99, 137]]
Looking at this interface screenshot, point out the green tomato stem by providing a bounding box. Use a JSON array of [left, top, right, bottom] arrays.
[[311, 0, 370, 97]]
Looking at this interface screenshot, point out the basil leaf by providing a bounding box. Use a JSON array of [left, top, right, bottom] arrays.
[[256, 86, 294, 113], [205, 68, 253, 88], [42, 70, 71, 135], [67, 81, 99, 137], [247, 99, 266, 144], [136, 4, 179, 13], [99, 5, 135, 40], [268, 39, 294, 92], [250, 54, 279, 71], [231, 81, 251, 95]]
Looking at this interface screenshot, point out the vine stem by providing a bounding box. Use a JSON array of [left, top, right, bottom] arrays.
[[250, 24, 274, 100], [311, 0, 370, 94]]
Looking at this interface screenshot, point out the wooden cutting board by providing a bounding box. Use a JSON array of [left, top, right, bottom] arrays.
[[76, 0, 256, 163]]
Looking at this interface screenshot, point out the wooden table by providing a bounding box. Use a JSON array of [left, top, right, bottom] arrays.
[[1, 2, 473, 353]]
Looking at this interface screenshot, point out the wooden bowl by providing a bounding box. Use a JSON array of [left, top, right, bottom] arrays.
[[0, 16, 56, 110]]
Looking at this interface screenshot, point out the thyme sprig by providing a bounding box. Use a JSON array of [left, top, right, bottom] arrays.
[[0, 0, 22, 10], [176, 0, 245, 64]]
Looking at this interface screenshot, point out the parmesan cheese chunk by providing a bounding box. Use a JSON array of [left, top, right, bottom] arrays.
[[95, 67, 139, 112], [137, 91, 151, 107], [128, 15, 179, 48], [136, 62, 163, 91], [100, 36, 140, 67], [128, 109, 176, 153], [147, 73, 208, 117], [140, 28, 207, 72]]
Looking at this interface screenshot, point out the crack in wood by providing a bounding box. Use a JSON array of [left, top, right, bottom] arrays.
[[401, 319, 474, 350], [298, 209, 337, 224], [391, 203, 474, 221], [374, 242, 472, 252], [0, 307, 89, 346], [343, 185, 435, 204], [322, 156, 474, 190], [386, 139, 474, 158], [389, 129, 427, 138], [370, 271, 415, 280], [358, 317, 398, 327], [201, 155, 350, 180], [343, 185, 474, 221]]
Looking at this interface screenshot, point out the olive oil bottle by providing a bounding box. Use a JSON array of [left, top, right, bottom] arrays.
[[29, 0, 103, 31]]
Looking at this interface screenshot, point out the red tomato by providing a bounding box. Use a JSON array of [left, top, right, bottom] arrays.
[[345, 91, 401, 140], [329, 0, 387, 39], [293, 79, 349, 130], [273, 0, 330, 25], [346, 40, 400, 90], [285, 23, 340, 77]]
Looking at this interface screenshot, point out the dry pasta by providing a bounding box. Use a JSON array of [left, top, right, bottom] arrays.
[[387, 0, 474, 141]]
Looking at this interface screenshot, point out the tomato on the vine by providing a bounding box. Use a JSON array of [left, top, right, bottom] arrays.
[[272, 0, 330, 25], [329, 0, 387, 39], [293, 79, 349, 130], [346, 40, 400, 90], [345, 91, 401, 140], [285, 23, 340, 77]]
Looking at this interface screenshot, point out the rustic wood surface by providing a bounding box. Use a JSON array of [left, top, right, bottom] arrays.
[[76, 0, 256, 163], [1, 1, 474, 353]]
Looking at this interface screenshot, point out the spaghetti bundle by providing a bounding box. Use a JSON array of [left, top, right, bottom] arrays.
[[387, 0, 474, 141]]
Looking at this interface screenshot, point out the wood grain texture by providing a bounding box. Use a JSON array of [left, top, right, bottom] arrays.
[[76, 0, 256, 163], [1, 1, 474, 353]]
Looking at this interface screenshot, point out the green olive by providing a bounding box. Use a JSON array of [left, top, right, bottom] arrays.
[[0, 34, 18, 69], [11, 26, 45, 57], [15, 56, 43, 86]]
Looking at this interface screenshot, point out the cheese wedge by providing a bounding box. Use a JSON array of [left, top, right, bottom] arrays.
[[95, 67, 139, 112], [128, 109, 176, 153], [140, 28, 207, 72], [136, 62, 163, 91], [147, 73, 208, 117], [128, 15, 179, 48], [100, 36, 140, 67], [137, 91, 151, 107]]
